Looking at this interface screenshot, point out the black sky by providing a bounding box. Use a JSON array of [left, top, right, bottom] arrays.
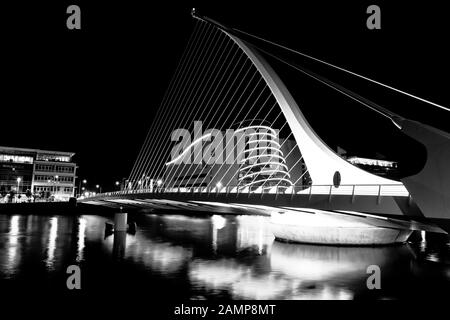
[[2, 1, 449, 191]]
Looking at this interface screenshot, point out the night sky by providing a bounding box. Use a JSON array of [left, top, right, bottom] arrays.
[[2, 1, 449, 191]]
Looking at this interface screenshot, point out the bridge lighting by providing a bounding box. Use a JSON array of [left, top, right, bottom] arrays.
[[82, 179, 87, 184], [216, 182, 222, 189], [81, 187, 85, 191], [115, 181, 120, 186], [84, 191, 89, 197], [157, 179, 163, 186], [55, 175, 59, 180], [96, 184, 100, 188]]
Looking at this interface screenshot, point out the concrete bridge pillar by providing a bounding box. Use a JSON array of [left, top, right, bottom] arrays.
[[114, 212, 128, 231]]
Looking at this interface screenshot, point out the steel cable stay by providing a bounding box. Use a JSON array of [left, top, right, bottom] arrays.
[[233, 27, 450, 112], [129, 21, 210, 187], [131, 23, 219, 189], [214, 99, 281, 188], [133, 24, 220, 188], [172, 52, 253, 188], [176, 56, 254, 187], [258, 149, 304, 191], [161, 39, 241, 185], [184, 67, 263, 189], [145, 33, 229, 185], [196, 83, 273, 189], [194, 87, 275, 189], [158, 35, 232, 184], [191, 75, 268, 188], [257, 128, 309, 191], [253, 45, 399, 122], [148, 26, 229, 185], [253, 129, 298, 190], [161, 42, 248, 188], [182, 64, 259, 188], [128, 21, 203, 185], [185, 81, 272, 188], [129, 15, 436, 194]]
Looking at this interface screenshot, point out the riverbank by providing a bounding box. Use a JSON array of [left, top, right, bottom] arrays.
[[0, 201, 117, 216]]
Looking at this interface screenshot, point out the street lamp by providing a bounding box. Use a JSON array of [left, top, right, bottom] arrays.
[[115, 181, 120, 191], [78, 179, 87, 197], [96, 184, 102, 194]]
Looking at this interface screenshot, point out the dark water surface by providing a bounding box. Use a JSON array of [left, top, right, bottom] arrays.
[[1, 213, 450, 300]]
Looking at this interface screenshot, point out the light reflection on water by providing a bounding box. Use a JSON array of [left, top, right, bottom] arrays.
[[1, 213, 450, 299], [6, 215, 20, 277], [76, 217, 86, 262], [45, 217, 58, 269]]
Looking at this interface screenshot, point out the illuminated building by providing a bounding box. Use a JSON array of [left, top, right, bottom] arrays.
[[346, 156, 399, 179], [0, 146, 77, 202], [237, 125, 292, 191], [160, 124, 310, 191]]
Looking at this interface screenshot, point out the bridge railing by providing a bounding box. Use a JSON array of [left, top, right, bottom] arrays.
[[83, 183, 410, 199]]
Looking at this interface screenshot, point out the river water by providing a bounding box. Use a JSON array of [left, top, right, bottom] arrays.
[[1, 213, 450, 300]]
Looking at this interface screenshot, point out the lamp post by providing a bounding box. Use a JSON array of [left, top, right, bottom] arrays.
[[96, 184, 102, 194], [78, 179, 87, 197], [115, 181, 120, 191]]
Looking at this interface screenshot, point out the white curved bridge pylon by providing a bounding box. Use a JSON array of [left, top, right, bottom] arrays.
[[216, 27, 401, 187]]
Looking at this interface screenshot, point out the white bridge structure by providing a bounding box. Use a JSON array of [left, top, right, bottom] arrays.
[[82, 10, 450, 243]]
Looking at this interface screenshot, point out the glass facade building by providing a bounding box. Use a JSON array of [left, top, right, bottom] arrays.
[[0, 146, 77, 202]]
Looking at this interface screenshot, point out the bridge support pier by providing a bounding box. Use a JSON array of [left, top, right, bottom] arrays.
[[114, 212, 128, 232]]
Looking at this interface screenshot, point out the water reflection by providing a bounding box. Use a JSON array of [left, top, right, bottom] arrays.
[[188, 242, 413, 299], [1, 213, 450, 299], [125, 239, 192, 275], [103, 220, 193, 275], [76, 217, 86, 262], [46, 217, 58, 269], [6, 216, 21, 277], [211, 215, 226, 253], [112, 231, 127, 259], [134, 214, 273, 257]]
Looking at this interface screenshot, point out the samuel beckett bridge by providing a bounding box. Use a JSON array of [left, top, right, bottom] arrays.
[[81, 9, 450, 244]]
